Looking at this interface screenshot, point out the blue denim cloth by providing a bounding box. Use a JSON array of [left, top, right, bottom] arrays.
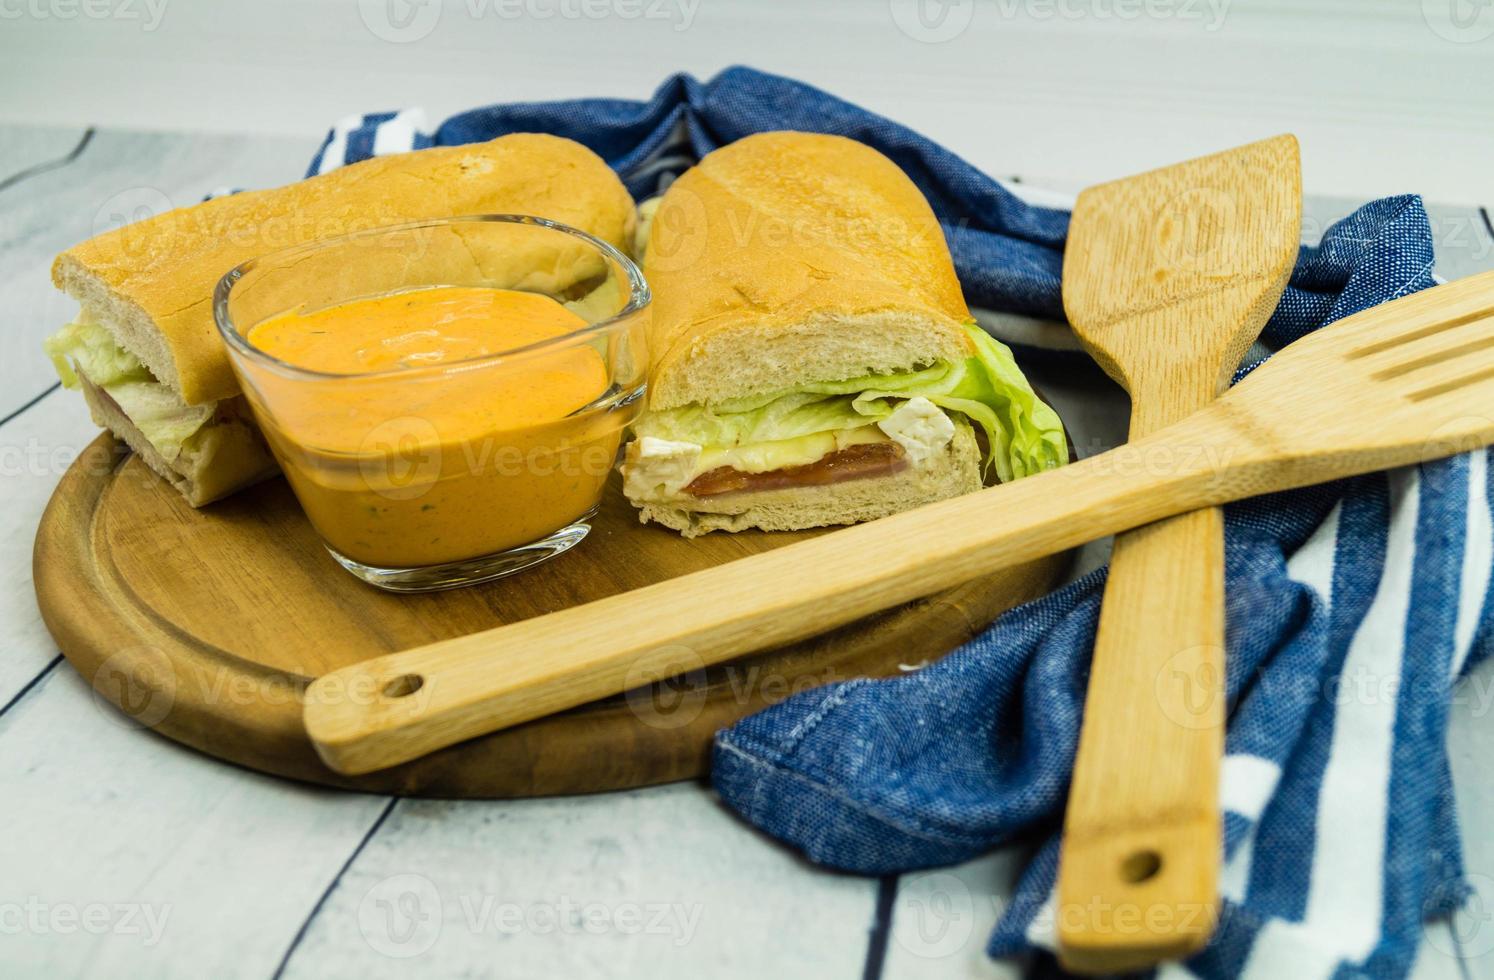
[[714, 194, 1491, 977], [312, 68, 1493, 978], [310, 66, 1070, 324]]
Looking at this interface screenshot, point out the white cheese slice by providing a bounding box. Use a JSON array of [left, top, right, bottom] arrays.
[[876, 397, 955, 465], [624, 399, 958, 502], [623, 436, 703, 500]]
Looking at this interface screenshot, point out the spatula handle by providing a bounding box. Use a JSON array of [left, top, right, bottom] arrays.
[[1057, 506, 1224, 972], [302, 441, 1230, 776]]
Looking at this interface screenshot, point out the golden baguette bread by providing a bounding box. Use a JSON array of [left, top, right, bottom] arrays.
[[642, 131, 974, 411], [623, 131, 1067, 537], [54, 133, 636, 407], [45, 133, 637, 506]]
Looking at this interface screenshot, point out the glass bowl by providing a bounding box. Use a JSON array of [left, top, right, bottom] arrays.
[[215, 215, 649, 592]]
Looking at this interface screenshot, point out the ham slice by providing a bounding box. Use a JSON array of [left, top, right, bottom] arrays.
[[684, 442, 908, 497]]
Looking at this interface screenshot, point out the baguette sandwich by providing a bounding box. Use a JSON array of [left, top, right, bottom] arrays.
[[46, 134, 636, 506], [622, 132, 1066, 535]]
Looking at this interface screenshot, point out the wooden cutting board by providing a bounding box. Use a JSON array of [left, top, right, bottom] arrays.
[[33, 434, 1072, 798]]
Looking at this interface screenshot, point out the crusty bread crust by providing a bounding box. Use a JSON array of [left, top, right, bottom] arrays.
[[53, 133, 637, 407], [636, 422, 981, 536], [641, 132, 974, 411], [78, 378, 278, 507]]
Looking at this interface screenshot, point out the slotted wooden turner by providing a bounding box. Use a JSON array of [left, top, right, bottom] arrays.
[[303, 270, 1494, 808], [1056, 135, 1301, 973]]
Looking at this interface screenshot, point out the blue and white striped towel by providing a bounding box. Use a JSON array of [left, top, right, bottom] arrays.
[[312, 68, 1493, 978]]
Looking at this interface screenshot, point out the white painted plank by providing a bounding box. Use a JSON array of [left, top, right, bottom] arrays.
[[1415, 203, 1493, 285], [1, 1, 1491, 205], [277, 782, 877, 979], [0, 126, 399, 980], [0, 126, 86, 182], [882, 850, 1029, 980], [0, 127, 311, 407], [1445, 653, 1494, 974], [0, 386, 97, 707], [0, 125, 309, 700], [0, 665, 390, 979]]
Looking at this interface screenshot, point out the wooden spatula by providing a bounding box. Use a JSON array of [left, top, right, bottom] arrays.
[[1056, 135, 1301, 973], [302, 268, 1494, 801]]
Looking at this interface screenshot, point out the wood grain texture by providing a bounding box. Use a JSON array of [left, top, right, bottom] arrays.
[[32, 436, 1070, 798], [1055, 135, 1301, 972], [300, 268, 1494, 777]]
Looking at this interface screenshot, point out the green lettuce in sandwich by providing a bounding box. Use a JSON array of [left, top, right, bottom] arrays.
[[621, 130, 1066, 537]]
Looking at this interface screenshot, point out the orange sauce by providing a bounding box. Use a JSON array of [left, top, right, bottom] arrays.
[[245, 286, 624, 568]]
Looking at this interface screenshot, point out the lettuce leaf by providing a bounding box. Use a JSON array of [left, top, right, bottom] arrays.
[[635, 391, 873, 448], [633, 322, 1066, 483], [43, 317, 153, 389], [105, 381, 216, 462], [44, 319, 214, 463]]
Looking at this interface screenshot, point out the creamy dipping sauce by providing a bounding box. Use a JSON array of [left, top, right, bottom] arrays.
[[245, 286, 624, 569]]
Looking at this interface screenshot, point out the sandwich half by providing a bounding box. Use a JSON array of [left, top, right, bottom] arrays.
[[621, 131, 1066, 535], [46, 134, 636, 506]]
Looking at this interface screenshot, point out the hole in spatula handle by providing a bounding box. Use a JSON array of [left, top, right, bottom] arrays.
[[383, 674, 425, 698], [1120, 849, 1163, 884]]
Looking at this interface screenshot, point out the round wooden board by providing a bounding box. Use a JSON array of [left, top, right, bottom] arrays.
[[34, 434, 1072, 798]]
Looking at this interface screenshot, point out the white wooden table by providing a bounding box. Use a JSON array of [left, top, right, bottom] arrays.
[[1, 119, 1491, 980]]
